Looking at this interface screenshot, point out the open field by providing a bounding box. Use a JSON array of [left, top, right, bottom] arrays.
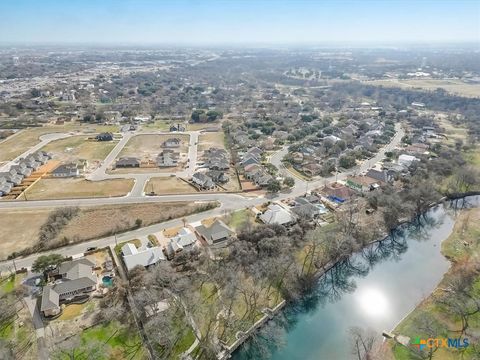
[[366, 79, 480, 98], [386, 208, 480, 360], [187, 122, 221, 131], [435, 115, 469, 145], [25, 178, 134, 200], [144, 176, 197, 194], [42, 135, 116, 163], [0, 208, 51, 259], [119, 134, 189, 160], [0, 124, 118, 162], [198, 131, 225, 151], [0, 201, 217, 259], [141, 119, 171, 131]]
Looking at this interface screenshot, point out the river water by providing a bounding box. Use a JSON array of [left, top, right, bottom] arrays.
[[233, 197, 479, 360]]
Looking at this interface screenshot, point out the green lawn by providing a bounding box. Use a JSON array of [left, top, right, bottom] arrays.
[[225, 209, 252, 231], [80, 321, 145, 360]]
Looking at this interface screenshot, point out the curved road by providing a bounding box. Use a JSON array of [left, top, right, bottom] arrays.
[[0, 124, 404, 272]]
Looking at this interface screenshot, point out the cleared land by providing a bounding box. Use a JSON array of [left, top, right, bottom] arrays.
[[144, 176, 197, 194], [366, 79, 480, 98], [119, 134, 189, 159], [0, 201, 217, 260], [42, 135, 116, 163], [24, 178, 134, 200], [198, 131, 225, 151], [0, 124, 118, 162]]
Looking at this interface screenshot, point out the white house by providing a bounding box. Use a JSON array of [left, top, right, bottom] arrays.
[[121, 243, 165, 271], [398, 154, 419, 167], [259, 204, 296, 226]]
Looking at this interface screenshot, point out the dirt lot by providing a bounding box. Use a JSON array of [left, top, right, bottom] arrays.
[[42, 135, 116, 163], [366, 79, 480, 98], [118, 134, 189, 160], [0, 124, 118, 162], [198, 131, 225, 151], [0, 201, 217, 260], [144, 176, 197, 194], [24, 178, 134, 200]]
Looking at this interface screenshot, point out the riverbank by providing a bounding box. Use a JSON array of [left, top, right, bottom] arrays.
[[384, 203, 480, 360]]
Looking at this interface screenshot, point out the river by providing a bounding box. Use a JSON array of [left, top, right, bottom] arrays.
[[233, 196, 480, 360]]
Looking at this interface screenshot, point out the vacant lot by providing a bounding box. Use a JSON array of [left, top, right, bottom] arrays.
[[198, 131, 225, 151], [0, 208, 51, 259], [145, 176, 197, 194], [0, 201, 217, 260], [42, 135, 116, 163], [25, 178, 134, 200], [366, 79, 480, 98], [119, 134, 189, 160], [0, 124, 118, 162]]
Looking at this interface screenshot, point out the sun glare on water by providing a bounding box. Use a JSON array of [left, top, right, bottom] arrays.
[[357, 288, 389, 317]]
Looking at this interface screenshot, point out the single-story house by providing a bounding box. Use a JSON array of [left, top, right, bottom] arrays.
[[365, 169, 392, 185], [41, 258, 97, 317], [96, 132, 113, 141], [398, 154, 419, 167], [116, 157, 140, 168], [259, 204, 296, 226], [121, 242, 166, 271], [195, 219, 234, 245], [165, 227, 197, 258], [192, 172, 215, 189], [206, 170, 229, 184], [170, 124, 186, 132], [162, 138, 181, 148], [346, 176, 379, 193], [0, 171, 23, 185], [156, 150, 179, 167], [52, 163, 80, 177]]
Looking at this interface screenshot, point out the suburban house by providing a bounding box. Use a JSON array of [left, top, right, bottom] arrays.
[[192, 172, 215, 190], [291, 196, 328, 220], [156, 150, 179, 167], [0, 170, 23, 185], [365, 169, 393, 185], [170, 124, 186, 132], [206, 170, 229, 184], [195, 219, 234, 245], [121, 242, 166, 271], [116, 157, 140, 168], [162, 138, 181, 148], [321, 182, 353, 201], [11, 163, 32, 177], [346, 176, 379, 192], [52, 163, 80, 177], [41, 258, 98, 317], [259, 203, 296, 226], [204, 148, 230, 171], [0, 177, 13, 196], [165, 227, 197, 258], [398, 154, 419, 167], [96, 132, 113, 141]]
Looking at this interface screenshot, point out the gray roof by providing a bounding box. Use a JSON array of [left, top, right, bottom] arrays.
[[40, 285, 59, 311], [57, 258, 95, 277], [195, 219, 234, 243]]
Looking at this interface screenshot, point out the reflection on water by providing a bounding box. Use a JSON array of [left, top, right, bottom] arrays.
[[233, 198, 479, 360]]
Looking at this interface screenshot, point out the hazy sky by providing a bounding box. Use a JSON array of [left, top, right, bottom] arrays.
[[1, 0, 479, 44]]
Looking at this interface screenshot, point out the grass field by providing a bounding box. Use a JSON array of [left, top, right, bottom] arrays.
[[187, 122, 221, 131], [79, 321, 146, 360], [0, 208, 51, 259], [119, 134, 190, 160], [25, 178, 134, 200], [0, 124, 118, 162], [144, 177, 197, 194], [366, 79, 480, 98], [42, 135, 116, 162], [198, 131, 225, 151], [0, 201, 217, 260]]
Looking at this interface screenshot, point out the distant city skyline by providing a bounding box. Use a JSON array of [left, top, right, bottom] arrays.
[[1, 0, 479, 45]]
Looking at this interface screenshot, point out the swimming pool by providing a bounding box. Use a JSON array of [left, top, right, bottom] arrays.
[[102, 275, 113, 287]]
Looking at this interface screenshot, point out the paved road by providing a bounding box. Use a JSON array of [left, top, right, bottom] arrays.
[[87, 130, 201, 196], [0, 124, 404, 272], [0, 132, 72, 172]]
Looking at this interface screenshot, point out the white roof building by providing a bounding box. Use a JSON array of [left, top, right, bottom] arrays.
[[398, 154, 419, 167], [173, 227, 197, 248], [121, 243, 165, 271], [259, 204, 296, 226]]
